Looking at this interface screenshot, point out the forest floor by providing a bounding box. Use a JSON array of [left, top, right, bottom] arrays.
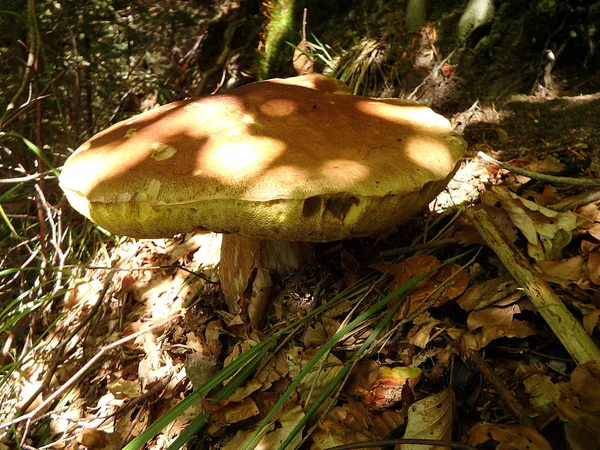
[[2, 1, 600, 450]]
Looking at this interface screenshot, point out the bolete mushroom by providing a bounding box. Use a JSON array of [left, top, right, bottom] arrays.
[[60, 74, 466, 326]]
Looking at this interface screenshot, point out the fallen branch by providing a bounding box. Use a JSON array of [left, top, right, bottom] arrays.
[[466, 208, 600, 364], [478, 151, 600, 187], [464, 349, 531, 425]]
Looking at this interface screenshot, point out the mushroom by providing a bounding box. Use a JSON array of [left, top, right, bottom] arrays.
[[60, 74, 466, 326]]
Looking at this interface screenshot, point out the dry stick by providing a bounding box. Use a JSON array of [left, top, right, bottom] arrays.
[[0, 314, 181, 433], [464, 349, 531, 425], [326, 438, 478, 450], [549, 189, 600, 212], [478, 151, 600, 187], [466, 208, 600, 364]]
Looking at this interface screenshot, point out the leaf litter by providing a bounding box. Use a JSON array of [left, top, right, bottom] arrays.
[[5, 68, 600, 450]]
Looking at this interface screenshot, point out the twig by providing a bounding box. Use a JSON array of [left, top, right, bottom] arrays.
[[548, 189, 600, 212], [464, 349, 531, 425], [326, 438, 478, 450], [478, 151, 600, 187], [0, 171, 55, 183], [466, 207, 600, 364]]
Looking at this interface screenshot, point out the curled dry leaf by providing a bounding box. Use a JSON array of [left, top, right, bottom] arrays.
[[400, 386, 454, 450], [406, 312, 441, 348], [467, 422, 552, 450], [537, 255, 585, 284], [389, 255, 469, 317], [206, 396, 260, 434], [489, 186, 577, 261], [457, 275, 520, 311], [293, 40, 315, 76], [589, 251, 600, 285], [78, 429, 124, 450], [461, 304, 536, 351], [310, 400, 404, 450]]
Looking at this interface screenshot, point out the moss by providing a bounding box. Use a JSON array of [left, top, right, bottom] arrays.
[[536, 0, 557, 15], [256, 0, 296, 80]]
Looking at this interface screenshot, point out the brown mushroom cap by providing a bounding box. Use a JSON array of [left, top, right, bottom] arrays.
[[59, 74, 466, 241]]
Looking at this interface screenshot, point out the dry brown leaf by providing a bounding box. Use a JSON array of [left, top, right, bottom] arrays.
[[311, 401, 404, 450], [569, 360, 600, 412], [583, 309, 600, 335], [207, 396, 260, 433], [577, 201, 600, 226], [78, 429, 124, 450], [528, 184, 560, 206], [400, 387, 454, 450], [557, 387, 600, 450], [462, 305, 536, 351], [107, 378, 141, 399], [537, 255, 585, 282], [555, 361, 600, 450], [293, 40, 314, 75], [457, 276, 519, 311], [522, 373, 560, 415], [467, 422, 552, 449], [303, 322, 328, 347], [296, 350, 344, 411], [490, 186, 577, 261], [406, 313, 441, 348], [588, 223, 600, 240], [524, 157, 565, 175], [247, 267, 272, 329], [256, 349, 289, 390], [468, 304, 521, 330], [390, 255, 469, 317], [256, 405, 305, 449], [588, 251, 600, 285]]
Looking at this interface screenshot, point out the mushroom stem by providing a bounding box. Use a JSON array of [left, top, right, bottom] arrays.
[[219, 235, 315, 327]]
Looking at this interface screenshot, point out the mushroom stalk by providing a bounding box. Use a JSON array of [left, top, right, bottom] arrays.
[[219, 235, 315, 327]]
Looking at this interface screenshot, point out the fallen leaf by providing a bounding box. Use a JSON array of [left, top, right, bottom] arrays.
[[257, 405, 305, 449], [491, 186, 577, 261], [556, 361, 600, 450], [293, 40, 314, 75], [588, 251, 600, 285], [522, 373, 560, 415], [107, 378, 142, 399], [462, 305, 536, 351], [457, 276, 520, 311], [78, 429, 124, 450], [406, 313, 441, 348], [467, 422, 552, 449], [537, 256, 585, 283], [569, 360, 600, 412], [400, 387, 454, 450], [311, 401, 404, 450], [297, 350, 344, 411], [390, 255, 469, 317], [184, 351, 219, 390], [207, 396, 260, 434]]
